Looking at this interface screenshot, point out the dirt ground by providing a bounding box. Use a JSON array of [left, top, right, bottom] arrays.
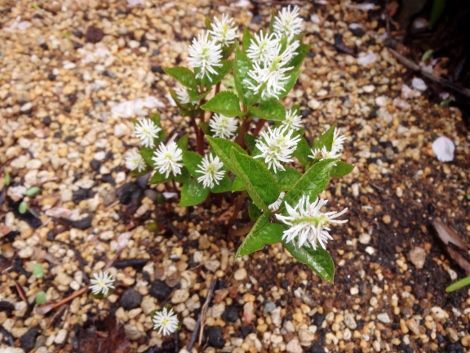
[[0, 1, 469, 353]]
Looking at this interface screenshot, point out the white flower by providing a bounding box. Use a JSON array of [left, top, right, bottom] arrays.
[[134, 118, 161, 148], [152, 307, 179, 336], [196, 154, 225, 189], [254, 125, 300, 173], [245, 40, 299, 100], [209, 113, 238, 139], [310, 128, 347, 160], [269, 191, 285, 212], [276, 195, 347, 249], [175, 85, 192, 105], [152, 140, 183, 178], [273, 6, 303, 40], [89, 271, 115, 296], [247, 31, 280, 64], [188, 31, 223, 81], [209, 14, 238, 47], [125, 149, 146, 172], [282, 108, 303, 130]]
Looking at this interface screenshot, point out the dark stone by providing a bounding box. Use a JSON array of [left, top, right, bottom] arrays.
[[309, 342, 325, 353], [349, 26, 365, 37], [151, 65, 164, 74], [120, 289, 142, 310], [101, 174, 115, 185], [42, 116, 51, 126], [116, 182, 142, 205], [20, 327, 40, 352], [446, 343, 465, 353], [58, 215, 92, 230], [48, 72, 56, 81], [149, 280, 172, 301], [113, 258, 148, 269], [0, 300, 14, 315], [90, 159, 101, 171], [85, 25, 104, 43], [72, 187, 94, 203], [240, 325, 253, 338], [222, 305, 239, 323], [312, 312, 325, 327], [205, 326, 225, 348], [333, 33, 355, 56]]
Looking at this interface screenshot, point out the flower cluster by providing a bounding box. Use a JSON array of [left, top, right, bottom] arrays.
[[89, 271, 115, 296], [245, 6, 303, 99], [310, 128, 346, 160]]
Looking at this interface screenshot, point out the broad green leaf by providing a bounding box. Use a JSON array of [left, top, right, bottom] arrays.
[[230, 148, 280, 211], [244, 133, 256, 153], [233, 49, 255, 104], [275, 167, 301, 191], [169, 89, 199, 117], [249, 99, 285, 121], [183, 151, 202, 177], [211, 176, 232, 193], [330, 161, 354, 178], [248, 201, 262, 220], [284, 159, 337, 206], [25, 186, 41, 197], [201, 91, 241, 117], [236, 214, 284, 257], [177, 134, 189, 150], [242, 28, 252, 50], [313, 125, 335, 151], [200, 60, 232, 87], [294, 135, 311, 167], [180, 178, 209, 206], [163, 67, 197, 89], [207, 136, 246, 173], [284, 243, 335, 282], [140, 147, 154, 167], [446, 276, 470, 293], [149, 171, 166, 184], [278, 68, 300, 99], [232, 176, 245, 192], [289, 43, 310, 69]]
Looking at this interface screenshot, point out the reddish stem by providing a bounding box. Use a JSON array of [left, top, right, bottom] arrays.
[[253, 119, 266, 136]]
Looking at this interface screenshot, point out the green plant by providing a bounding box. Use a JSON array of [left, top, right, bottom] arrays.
[[125, 7, 354, 282], [446, 276, 470, 292]]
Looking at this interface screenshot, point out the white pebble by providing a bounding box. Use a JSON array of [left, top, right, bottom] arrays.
[[432, 136, 455, 162]]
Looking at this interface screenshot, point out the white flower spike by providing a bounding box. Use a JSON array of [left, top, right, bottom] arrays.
[[276, 195, 348, 250], [282, 108, 303, 130], [125, 149, 146, 172], [209, 14, 238, 47], [188, 31, 223, 81], [134, 118, 161, 148], [175, 84, 192, 105], [152, 307, 179, 336], [152, 139, 183, 178], [196, 154, 225, 189], [209, 113, 238, 139], [89, 271, 115, 296], [254, 125, 300, 173], [247, 31, 280, 64], [273, 6, 303, 40], [310, 128, 347, 160]]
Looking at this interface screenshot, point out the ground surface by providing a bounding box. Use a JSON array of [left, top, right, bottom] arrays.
[[0, 1, 469, 353]]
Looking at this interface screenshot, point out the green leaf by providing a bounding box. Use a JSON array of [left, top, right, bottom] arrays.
[[180, 178, 209, 206], [430, 0, 446, 29], [140, 147, 155, 167], [18, 201, 28, 214], [3, 171, 11, 186], [249, 99, 285, 121], [232, 176, 245, 192], [207, 136, 246, 173], [446, 276, 470, 293], [284, 159, 337, 206], [230, 148, 280, 211], [163, 67, 197, 89], [284, 243, 335, 282], [32, 263, 44, 278], [183, 151, 202, 177], [330, 161, 354, 178], [275, 167, 301, 191], [236, 214, 284, 257], [201, 91, 241, 117], [289, 43, 309, 69], [200, 60, 232, 87], [233, 49, 255, 105], [25, 186, 41, 197], [248, 201, 262, 220], [211, 176, 232, 193], [177, 134, 189, 150], [278, 68, 300, 99], [242, 28, 252, 50], [35, 291, 47, 305], [294, 135, 311, 167], [149, 171, 166, 184], [244, 134, 256, 153], [313, 125, 335, 151]]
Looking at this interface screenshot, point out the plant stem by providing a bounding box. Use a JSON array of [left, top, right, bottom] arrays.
[[253, 119, 266, 136]]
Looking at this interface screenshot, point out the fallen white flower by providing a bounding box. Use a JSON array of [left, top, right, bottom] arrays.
[[357, 52, 378, 66], [412, 77, 427, 92]]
